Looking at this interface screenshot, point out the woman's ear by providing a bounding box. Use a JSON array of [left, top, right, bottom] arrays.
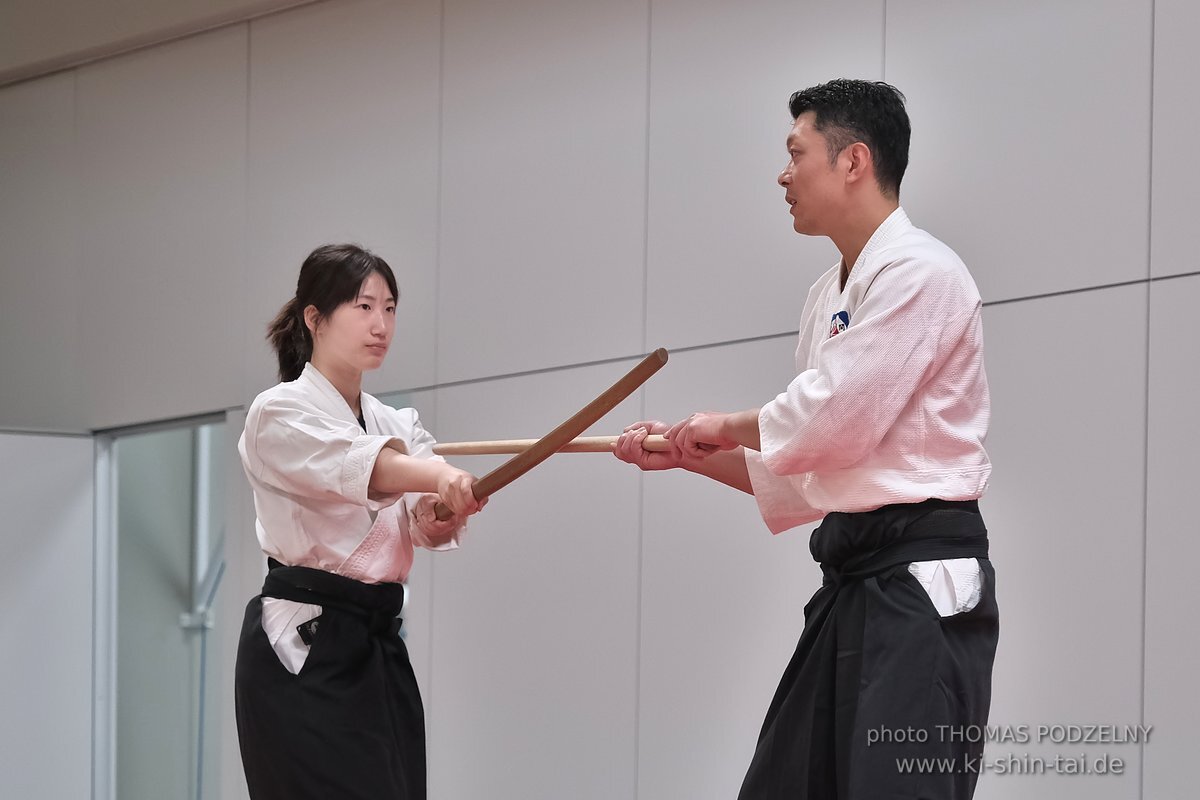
[[303, 304, 321, 335]]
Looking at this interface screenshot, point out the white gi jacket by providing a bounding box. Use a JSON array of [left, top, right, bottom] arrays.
[[239, 362, 462, 672], [745, 207, 990, 614]]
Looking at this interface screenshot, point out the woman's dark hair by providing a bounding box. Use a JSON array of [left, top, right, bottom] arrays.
[[267, 244, 400, 381], [788, 78, 910, 198]]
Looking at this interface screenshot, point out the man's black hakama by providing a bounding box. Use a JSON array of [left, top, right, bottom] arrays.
[[738, 499, 999, 800]]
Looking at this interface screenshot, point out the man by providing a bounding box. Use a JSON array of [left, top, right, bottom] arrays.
[[615, 79, 998, 799]]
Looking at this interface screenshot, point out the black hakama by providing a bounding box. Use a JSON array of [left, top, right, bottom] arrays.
[[738, 499, 999, 800], [235, 561, 425, 799]]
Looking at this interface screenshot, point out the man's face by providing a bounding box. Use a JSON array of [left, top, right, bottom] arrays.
[[777, 112, 844, 235]]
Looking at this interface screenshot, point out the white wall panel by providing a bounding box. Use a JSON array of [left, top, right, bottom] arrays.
[[0, 73, 84, 431], [246, 0, 442, 399], [75, 25, 248, 429], [0, 0, 313, 83], [0, 433, 93, 798], [637, 337, 817, 799], [1150, 0, 1199, 279], [427, 362, 643, 799], [646, 0, 881, 352], [886, 1, 1152, 302], [438, 0, 649, 382], [975, 286, 1146, 799], [1143, 274, 1200, 799]]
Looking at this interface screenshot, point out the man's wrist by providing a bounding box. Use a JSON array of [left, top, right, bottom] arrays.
[[723, 408, 762, 450]]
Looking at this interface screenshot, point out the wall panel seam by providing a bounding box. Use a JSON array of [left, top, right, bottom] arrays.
[[634, 0, 654, 796], [1139, 3, 1156, 797], [374, 271, 1188, 398]]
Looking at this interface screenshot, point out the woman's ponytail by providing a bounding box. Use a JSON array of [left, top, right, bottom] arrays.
[[266, 297, 310, 381]]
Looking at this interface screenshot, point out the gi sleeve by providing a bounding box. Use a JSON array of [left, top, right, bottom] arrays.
[[400, 409, 465, 551], [244, 395, 404, 511], [744, 449, 825, 533], [761, 256, 978, 476]]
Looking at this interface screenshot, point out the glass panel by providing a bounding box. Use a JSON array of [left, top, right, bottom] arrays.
[[113, 419, 225, 800]]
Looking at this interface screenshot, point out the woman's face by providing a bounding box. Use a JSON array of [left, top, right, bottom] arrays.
[[308, 271, 396, 374]]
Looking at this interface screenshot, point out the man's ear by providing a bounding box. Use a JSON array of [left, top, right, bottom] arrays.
[[843, 141, 873, 186]]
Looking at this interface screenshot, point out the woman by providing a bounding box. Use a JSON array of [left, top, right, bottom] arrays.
[[235, 243, 484, 799]]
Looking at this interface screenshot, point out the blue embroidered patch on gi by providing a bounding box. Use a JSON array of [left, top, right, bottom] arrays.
[[829, 310, 850, 338]]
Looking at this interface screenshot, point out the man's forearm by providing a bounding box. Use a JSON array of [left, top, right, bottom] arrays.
[[681, 448, 754, 494], [720, 408, 762, 451]]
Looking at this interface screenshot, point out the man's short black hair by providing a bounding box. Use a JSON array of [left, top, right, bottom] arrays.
[[788, 79, 910, 198]]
